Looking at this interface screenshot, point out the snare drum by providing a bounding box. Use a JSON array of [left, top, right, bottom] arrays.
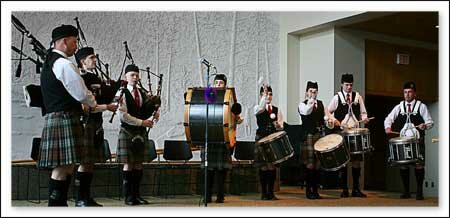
[[255, 131, 294, 165], [341, 128, 373, 154], [388, 137, 423, 165], [314, 134, 350, 171]]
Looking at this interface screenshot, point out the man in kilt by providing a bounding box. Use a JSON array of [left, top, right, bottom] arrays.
[[38, 24, 97, 206], [202, 74, 243, 203], [116, 64, 160, 205], [328, 73, 370, 198], [384, 81, 434, 200], [73, 47, 118, 206], [298, 81, 338, 199], [253, 85, 284, 200]]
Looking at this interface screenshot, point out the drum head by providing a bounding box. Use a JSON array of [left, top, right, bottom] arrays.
[[314, 134, 343, 152], [257, 131, 286, 144], [389, 136, 417, 144], [342, 128, 370, 135]]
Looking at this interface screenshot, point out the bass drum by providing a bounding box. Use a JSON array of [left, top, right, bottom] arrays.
[[184, 87, 237, 148]]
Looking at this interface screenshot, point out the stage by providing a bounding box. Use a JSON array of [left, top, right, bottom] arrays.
[[12, 186, 438, 207]]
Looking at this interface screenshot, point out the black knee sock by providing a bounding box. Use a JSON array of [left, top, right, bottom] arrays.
[[267, 170, 276, 194], [400, 168, 410, 194], [352, 167, 361, 190], [305, 168, 314, 194], [216, 170, 226, 199], [206, 170, 215, 200], [312, 169, 320, 194], [415, 168, 424, 195], [340, 167, 348, 190], [76, 172, 93, 201], [63, 175, 72, 204], [132, 169, 143, 197], [48, 178, 66, 207], [259, 169, 267, 196], [122, 170, 133, 199]]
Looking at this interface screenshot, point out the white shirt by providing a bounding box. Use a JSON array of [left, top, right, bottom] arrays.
[[298, 98, 336, 122], [116, 84, 145, 126], [254, 94, 284, 130], [79, 70, 108, 113], [328, 90, 368, 121], [52, 49, 96, 108], [384, 99, 434, 130]]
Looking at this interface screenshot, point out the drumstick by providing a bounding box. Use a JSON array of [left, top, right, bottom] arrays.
[[431, 137, 438, 143], [389, 131, 401, 135], [358, 117, 375, 123]]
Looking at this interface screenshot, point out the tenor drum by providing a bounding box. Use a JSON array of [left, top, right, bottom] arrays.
[[255, 131, 294, 165], [388, 137, 423, 165], [341, 128, 373, 154], [314, 134, 350, 171], [184, 87, 237, 148]]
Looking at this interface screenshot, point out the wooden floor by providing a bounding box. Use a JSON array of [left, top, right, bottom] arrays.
[[12, 186, 438, 207]]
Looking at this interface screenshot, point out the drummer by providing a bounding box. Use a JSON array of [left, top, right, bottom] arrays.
[[254, 85, 284, 200], [202, 74, 243, 203], [328, 73, 370, 198], [298, 81, 338, 199], [384, 81, 434, 200]]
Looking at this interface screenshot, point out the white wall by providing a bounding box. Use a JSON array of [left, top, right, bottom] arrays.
[[279, 12, 362, 123], [10, 11, 280, 160], [297, 29, 336, 124], [424, 102, 439, 196]]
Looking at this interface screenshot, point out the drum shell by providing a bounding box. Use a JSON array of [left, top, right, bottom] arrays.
[[184, 87, 237, 148], [342, 128, 373, 154], [314, 135, 350, 171], [255, 131, 294, 165], [388, 137, 423, 165]]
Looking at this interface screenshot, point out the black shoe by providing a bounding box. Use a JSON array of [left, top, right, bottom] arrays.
[[340, 189, 349, 198], [416, 193, 424, 200], [306, 189, 316, 200], [203, 197, 212, 203], [267, 193, 279, 200], [215, 197, 224, 203], [261, 193, 268, 200], [313, 192, 322, 199], [125, 196, 140, 206], [400, 193, 411, 199], [135, 196, 149, 205], [75, 200, 89, 207], [351, 189, 367, 198], [87, 198, 103, 207]]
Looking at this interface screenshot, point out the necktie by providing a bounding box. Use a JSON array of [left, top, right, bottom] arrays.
[[133, 86, 140, 107], [314, 101, 317, 109], [346, 93, 351, 104], [268, 104, 272, 114], [407, 103, 411, 113]]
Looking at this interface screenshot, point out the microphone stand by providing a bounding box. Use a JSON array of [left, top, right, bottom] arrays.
[[202, 64, 211, 207]]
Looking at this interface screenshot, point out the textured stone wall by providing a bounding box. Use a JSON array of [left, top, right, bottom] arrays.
[[10, 11, 280, 160]]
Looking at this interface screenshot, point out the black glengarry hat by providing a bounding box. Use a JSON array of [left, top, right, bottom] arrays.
[[75, 47, 94, 67], [51, 24, 78, 43], [125, 64, 139, 74], [403, 81, 416, 91], [306, 81, 318, 91], [214, 74, 227, 85], [341, 73, 354, 83]]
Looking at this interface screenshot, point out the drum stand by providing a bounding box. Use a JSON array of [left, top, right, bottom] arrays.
[[202, 64, 212, 207]]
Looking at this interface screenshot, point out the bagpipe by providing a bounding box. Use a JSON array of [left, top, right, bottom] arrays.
[[74, 17, 122, 105], [109, 41, 163, 124]]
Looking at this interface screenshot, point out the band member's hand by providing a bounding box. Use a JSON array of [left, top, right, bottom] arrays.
[[364, 117, 370, 125], [142, 120, 154, 128], [417, 123, 426, 130], [334, 120, 341, 127], [385, 127, 392, 134], [153, 111, 160, 120], [263, 84, 269, 95], [82, 104, 90, 114], [236, 115, 244, 124], [106, 103, 118, 112]]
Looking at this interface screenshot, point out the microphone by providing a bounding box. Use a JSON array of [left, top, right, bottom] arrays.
[[200, 58, 216, 69]]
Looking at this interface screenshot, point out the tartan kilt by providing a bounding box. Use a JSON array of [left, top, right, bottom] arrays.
[[200, 143, 233, 170], [301, 133, 322, 165], [116, 127, 154, 163], [80, 117, 108, 164], [38, 111, 83, 169]]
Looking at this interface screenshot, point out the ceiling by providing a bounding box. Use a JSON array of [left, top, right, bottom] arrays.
[[341, 12, 438, 43]]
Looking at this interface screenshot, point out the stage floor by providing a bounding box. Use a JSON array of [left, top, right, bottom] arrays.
[[12, 186, 438, 207]]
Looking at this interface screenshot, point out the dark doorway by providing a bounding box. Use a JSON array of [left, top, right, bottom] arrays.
[[364, 94, 403, 190]]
